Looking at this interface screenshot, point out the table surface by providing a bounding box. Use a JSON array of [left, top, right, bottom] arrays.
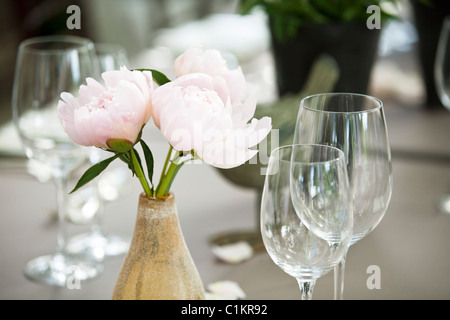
[[1, 96, 450, 300]]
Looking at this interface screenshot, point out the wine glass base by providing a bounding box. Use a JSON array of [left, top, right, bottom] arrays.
[[66, 232, 130, 262], [24, 253, 103, 287], [437, 194, 450, 214]]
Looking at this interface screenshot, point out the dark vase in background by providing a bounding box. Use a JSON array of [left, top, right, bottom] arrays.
[[270, 21, 381, 97]]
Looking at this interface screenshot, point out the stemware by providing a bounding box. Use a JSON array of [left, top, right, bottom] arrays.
[[261, 144, 352, 300], [94, 42, 129, 72], [434, 15, 450, 214], [293, 93, 393, 299], [12, 35, 103, 286], [65, 42, 131, 261]]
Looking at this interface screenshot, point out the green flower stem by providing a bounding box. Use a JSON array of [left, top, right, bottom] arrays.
[[154, 145, 173, 197], [155, 160, 184, 198], [155, 146, 189, 198], [130, 148, 152, 197], [159, 144, 173, 186]]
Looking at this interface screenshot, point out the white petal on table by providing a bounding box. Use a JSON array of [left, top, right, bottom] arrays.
[[211, 241, 253, 264]]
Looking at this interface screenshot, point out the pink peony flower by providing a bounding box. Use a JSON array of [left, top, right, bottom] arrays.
[[174, 47, 246, 107], [58, 47, 272, 198], [151, 70, 271, 169], [57, 67, 153, 151]]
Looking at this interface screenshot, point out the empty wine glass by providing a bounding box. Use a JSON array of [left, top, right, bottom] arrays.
[[261, 144, 352, 300], [294, 93, 393, 299], [95, 42, 129, 72], [66, 42, 131, 261], [434, 15, 450, 214], [12, 35, 103, 286]]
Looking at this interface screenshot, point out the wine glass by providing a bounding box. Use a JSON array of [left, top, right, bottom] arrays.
[[260, 144, 352, 300], [293, 93, 393, 299], [65, 42, 131, 261], [12, 35, 103, 286], [95, 42, 129, 72], [434, 15, 450, 214]]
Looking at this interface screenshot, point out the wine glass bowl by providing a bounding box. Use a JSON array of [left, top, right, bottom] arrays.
[[294, 93, 393, 299], [289, 144, 353, 245], [94, 42, 129, 71], [13, 36, 95, 175], [16, 105, 87, 175], [295, 93, 392, 244], [261, 144, 352, 300], [12, 35, 102, 286]]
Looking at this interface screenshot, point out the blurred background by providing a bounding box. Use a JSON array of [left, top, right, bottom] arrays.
[[0, 0, 243, 125], [1, 0, 450, 300], [1, 0, 449, 125]]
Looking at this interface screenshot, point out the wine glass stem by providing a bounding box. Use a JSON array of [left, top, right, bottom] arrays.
[[334, 252, 347, 300], [296, 279, 316, 300], [54, 174, 70, 255]]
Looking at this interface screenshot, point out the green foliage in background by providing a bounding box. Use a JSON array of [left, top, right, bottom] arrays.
[[239, 0, 401, 41]]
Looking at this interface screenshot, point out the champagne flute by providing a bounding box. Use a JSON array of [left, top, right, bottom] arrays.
[[261, 144, 352, 300], [293, 93, 393, 299], [12, 35, 103, 286], [434, 15, 450, 214], [66, 42, 131, 261]]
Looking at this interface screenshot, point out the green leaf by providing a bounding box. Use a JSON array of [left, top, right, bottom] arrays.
[[70, 153, 120, 194], [140, 139, 154, 185], [132, 68, 171, 86], [132, 148, 143, 174], [150, 69, 171, 86]]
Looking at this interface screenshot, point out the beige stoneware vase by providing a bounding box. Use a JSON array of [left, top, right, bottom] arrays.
[[112, 193, 205, 300]]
